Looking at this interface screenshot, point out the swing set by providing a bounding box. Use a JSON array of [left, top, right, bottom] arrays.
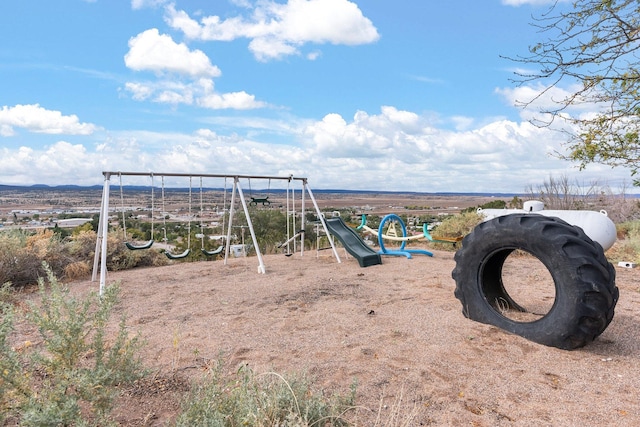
[[92, 172, 341, 295]]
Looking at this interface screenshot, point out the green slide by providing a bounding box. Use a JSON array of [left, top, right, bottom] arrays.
[[324, 217, 382, 267]]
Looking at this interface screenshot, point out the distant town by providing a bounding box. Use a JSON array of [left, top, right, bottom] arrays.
[[0, 184, 510, 232]]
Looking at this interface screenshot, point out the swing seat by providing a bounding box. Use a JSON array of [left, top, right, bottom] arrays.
[[201, 246, 224, 256], [165, 248, 191, 260], [125, 240, 154, 250], [250, 196, 270, 206]]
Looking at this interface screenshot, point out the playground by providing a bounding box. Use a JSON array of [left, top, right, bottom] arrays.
[[43, 249, 640, 425], [5, 173, 638, 424], [48, 171, 633, 424]]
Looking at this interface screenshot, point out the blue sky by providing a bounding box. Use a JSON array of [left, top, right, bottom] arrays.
[[0, 0, 634, 192]]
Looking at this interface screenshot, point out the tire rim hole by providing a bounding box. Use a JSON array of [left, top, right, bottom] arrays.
[[496, 250, 556, 323]]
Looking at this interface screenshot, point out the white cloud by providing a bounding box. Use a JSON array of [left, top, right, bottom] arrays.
[[296, 107, 620, 191], [131, 0, 168, 10], [0, 104, 97, 136], [408, 75, 445, 85], [198, 91, 266, 110], [450, 116, 475, 131], [496, 83, 608, 126], [123, 82, 156, 101], [123, 77, 265, 109], [123, 31, 264, 110], [0, 142, 96, 184], [164, 0, 380, 61], [124, 28, 221, 78], [306, 50, 322, 60], [194, 128, 242, 145], [0, 107, 633, 192]]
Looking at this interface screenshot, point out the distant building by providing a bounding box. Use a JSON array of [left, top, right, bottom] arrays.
[[55, 218, 93, 228]]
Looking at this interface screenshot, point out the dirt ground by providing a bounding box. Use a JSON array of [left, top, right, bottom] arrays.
[[30, 243, 636, 426]]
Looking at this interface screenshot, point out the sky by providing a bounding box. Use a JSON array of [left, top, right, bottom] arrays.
[[0, 0, 635, 193]]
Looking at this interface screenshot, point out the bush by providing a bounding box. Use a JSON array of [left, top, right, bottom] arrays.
[[461, 200, 507, 213], [69, 229, 168, 271], [0, 264, 146, 426], [0, 228, 170, 289], [102, 230, 169, 271], [176, 364, 355, 427], [427, 211, 483, 251], [0, 229, 71, 288], [607, 220, 640, 264]]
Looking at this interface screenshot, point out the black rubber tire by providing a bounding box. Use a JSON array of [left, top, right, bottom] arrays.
[[452, 214, 618, 350]]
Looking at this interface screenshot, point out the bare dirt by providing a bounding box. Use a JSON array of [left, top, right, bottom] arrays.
[[58, 246, 640, 426], [5, 189, 640, 425]]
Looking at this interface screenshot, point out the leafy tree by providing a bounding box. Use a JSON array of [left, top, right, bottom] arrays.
[[248, 208, 287, 253], [90, 213, 100, 231], [511, 0, 640, 181], [509, 195, 523, 209]]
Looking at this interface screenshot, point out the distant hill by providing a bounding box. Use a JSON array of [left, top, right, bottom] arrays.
[[0, 184, 103, 191], [0, 183, 523, 198]]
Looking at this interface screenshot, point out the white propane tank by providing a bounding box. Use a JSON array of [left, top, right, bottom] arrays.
[[524, 200, 544, 212], [478, 201, 617, 251]]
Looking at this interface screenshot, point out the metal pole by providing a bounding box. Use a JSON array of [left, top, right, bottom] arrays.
[[286, 179, 291, 253], [305, 180, 340, 262], [236, 179, 266, 273], [291, 181, 297, 254], [224, 178, 238, 265], [102, 171, 310, 182], [91, 175, 109, 282], [300, 178, 305, 257], [99, 173, 111, 295]]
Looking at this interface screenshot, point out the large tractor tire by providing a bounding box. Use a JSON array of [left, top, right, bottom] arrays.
[[452, 214, 618, 350]]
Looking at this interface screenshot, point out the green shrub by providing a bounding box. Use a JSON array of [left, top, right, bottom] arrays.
[[176, 364, 355, 427], [0, 264, 146, 426], [0, 284, 24, 425], [607, 220, 640, 263], [427, 211, 483, 251], [0, 281, 19, 306]]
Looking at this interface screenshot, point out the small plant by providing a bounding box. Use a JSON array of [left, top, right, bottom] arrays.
[[172, 328, 181, 371], [0, 281, 19, 306], [0, 263, 146, 426], [176, 364, 356, 426]]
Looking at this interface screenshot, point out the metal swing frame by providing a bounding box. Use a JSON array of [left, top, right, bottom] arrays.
[[92, 171, 340, 295]]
